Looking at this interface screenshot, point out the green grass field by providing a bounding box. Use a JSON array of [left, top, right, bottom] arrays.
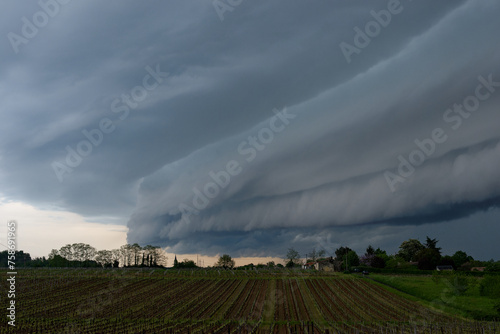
[[368, 273, 499, 320]]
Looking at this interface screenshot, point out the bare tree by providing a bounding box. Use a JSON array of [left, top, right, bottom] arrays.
[[153, 247, 167, 267], [120, 244, 133, 266], [142, 245, 157, 266], [95, 250, 113, 267], [75, 243, 96, 262], [57, 243, 96, 263], [130, 243, 142, 266], [59, 244, 73, 261], [285, 248, 301, 267], [111, 249, 121, 266], [216, 254, 235, 269]]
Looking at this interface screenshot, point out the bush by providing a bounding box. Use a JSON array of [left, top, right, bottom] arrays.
[[385, 256, 412, 269], [432, 271, 477, 296], [371, 255, 386, 268], [480, 275, 500, 298], [416, 248, 441, 270], [486, 261, 500, 272]]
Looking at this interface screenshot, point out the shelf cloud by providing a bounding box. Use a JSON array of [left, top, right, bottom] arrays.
[[1, 0, 499, 258]]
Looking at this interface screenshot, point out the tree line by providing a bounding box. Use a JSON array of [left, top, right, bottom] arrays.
[[2, 236, 499, 272], [172, 254, 237, 269], [284, 236, 500, 272], [0, 243, 166, 268]]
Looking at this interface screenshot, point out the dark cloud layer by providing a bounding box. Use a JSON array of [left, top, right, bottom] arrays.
[[1, 1, 499, 259]]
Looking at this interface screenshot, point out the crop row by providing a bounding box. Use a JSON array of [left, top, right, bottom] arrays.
[[1, 271, 498, 333]]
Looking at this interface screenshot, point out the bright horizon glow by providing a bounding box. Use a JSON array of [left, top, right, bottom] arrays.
[[0, 198, 285, 266], [164, 253, 285, 268], [0, 198, 128, 257]]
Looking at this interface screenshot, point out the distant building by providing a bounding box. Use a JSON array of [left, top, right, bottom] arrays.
[[303, 257, 335, 271], [315, 259, 335, 272], [470, 267, 486, 272], [303, 261, 316, 270], [436, 265, 454, 271]]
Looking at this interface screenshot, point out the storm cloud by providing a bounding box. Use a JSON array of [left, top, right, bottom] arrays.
[[1, 0, 499, 258]]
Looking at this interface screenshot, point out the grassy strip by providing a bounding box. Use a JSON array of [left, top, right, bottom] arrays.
[[368, 274, 498, 320]]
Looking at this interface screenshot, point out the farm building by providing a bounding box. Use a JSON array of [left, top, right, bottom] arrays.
[[303, 261, 316, 270], [315, 259, 335, 271], [303, 257, 335, 271]]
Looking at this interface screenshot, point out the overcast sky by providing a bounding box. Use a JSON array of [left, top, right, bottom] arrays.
[[1, 1, 499, 261]]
